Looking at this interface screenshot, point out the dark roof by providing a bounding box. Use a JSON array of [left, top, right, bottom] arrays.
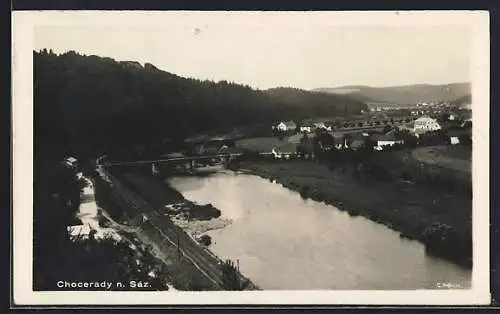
[[282, 121, 297, 127]]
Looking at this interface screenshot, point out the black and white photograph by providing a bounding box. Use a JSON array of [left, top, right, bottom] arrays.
[[12, 11, 490, 305]]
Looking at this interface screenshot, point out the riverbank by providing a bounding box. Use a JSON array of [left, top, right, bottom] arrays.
[[116, 172, 233, 237], [239, 160, 472, 268], [102, 169, 258, 290]]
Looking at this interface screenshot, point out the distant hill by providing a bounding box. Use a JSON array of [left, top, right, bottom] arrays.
[[313, 83, 471, 105], [265, 87, 368, 116], [451, 94, 472, 107], [34, 50, 367, 156]]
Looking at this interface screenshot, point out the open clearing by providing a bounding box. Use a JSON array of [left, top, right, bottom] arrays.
[[411, 146, 471, 173], [236, 137, 298, 152]]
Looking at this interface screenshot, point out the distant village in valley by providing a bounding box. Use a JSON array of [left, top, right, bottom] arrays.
[[264, 99, 472, 157], [106, 95, 473, 163]]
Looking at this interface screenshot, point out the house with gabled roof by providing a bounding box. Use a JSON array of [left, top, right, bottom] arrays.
[[275, 121, 297, 132], [371, 130, 404, 150]]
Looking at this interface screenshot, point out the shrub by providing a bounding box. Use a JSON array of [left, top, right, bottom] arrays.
[[197, 234, 212, 246], [400, 170, 413, 181]]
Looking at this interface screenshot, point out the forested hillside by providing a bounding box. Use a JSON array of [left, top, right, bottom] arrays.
[[34, 50, 367, 158]]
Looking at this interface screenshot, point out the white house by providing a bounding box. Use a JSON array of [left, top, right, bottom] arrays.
[[300, 125, 313, 133], [314, 122, 332, 132], [63, 157, 78, 169], [450, 136, 460, 145], [372, 132, 404, 150], [275, 121, 297, 132], [413, 116, 441, 134], [447, 129, 470, 145]]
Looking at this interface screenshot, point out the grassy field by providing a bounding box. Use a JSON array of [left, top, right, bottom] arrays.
[[411, 146, 472, 173], [236, 137, 298, 152]]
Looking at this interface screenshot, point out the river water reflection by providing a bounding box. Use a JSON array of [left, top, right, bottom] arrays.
[[169, 171, 472, 290]]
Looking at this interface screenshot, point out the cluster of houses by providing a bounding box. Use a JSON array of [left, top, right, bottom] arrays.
[[374, 115, 470, 149], [273, 121, 333, 133], [273, 115, 442, 136], [369, 115, 470, 149], [273, 114, 471, 154]]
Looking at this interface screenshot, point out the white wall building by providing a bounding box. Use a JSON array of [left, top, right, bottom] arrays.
[[450, 136, 460, 145], [275, 121, 297, 132], [300, 125, 313, 133], [314, 122, 332, 132], [63, 157, 78, 169], [413, 116, 441, 134]]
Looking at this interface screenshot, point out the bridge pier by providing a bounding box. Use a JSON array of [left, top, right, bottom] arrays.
[[188, 160, 195, 174]]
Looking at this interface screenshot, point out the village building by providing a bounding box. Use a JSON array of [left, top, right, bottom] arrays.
[[449, 136, 460, 145], [275, 121, 297, 132], [314, 122, 332, 132], [63, 157, 78, 169], [299, 125, 313, 133], [371, 131, 404, 150], [413, 116, 441, 135], [446, 129, 472, 145]]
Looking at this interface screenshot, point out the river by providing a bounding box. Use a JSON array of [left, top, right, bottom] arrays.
[[168, 171, 472, 290]]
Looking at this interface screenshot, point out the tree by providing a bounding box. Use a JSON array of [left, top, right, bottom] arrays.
[[438, 112, 450, 124], [220, 259, 249, 290], [34, 50, 368, 160], [343, 134, 353, 148], [382, 125, 392, 133], [459, 135, 472, 147], [397, 129, 418, 148]]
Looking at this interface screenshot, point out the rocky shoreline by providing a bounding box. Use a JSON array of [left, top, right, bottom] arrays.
[[163, 201, 233, 239]]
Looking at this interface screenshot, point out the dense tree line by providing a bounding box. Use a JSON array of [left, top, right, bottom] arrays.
[[34, 49, 367, 159]]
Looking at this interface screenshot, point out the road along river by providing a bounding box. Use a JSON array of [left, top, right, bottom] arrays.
[[168, 171, 472, 290]]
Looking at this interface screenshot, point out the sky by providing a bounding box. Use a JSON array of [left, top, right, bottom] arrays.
[[33, 13, 472, 90]]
